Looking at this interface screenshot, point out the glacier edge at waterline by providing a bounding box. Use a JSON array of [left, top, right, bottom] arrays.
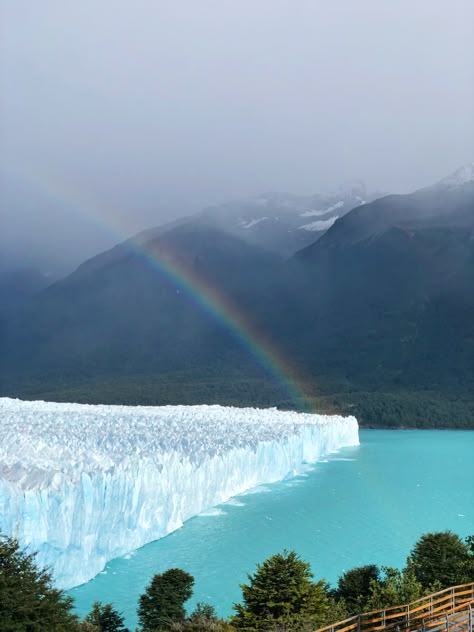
[[0, 398, 359, 589]]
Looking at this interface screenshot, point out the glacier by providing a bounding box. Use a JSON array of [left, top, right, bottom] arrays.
[[0, 397, 359, 589]]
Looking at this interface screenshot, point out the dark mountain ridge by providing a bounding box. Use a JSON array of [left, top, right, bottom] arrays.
[[299, 175, 474, 255], [284, 168, 474, 425], [1, 165, 474, 427], [1, 223, 295, 406]]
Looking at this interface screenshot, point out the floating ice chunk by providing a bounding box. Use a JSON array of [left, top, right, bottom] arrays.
[[225, 498, 245, 507], [199, 508, 226, 517]]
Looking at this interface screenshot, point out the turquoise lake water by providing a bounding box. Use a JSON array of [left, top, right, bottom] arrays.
[[69, 430, 474, 629]]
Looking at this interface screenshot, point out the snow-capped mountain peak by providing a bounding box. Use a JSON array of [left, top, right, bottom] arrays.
[[199, 183, 382, 255], [436, 162, 474, 189]]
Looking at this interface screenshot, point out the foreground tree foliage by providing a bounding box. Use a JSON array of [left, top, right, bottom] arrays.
[[170, 605, 235, 632], [84, 601, 129, 631], [2, 530, 474, 631], [189, 603, 219, 622], [138, 568, 195, 631], [0, 535, 80, 631], [231, 550, 332, 630], [182, 602, 235, 629], [365, 567, 427, 610], [170, 622, 235, 632], [333, 565, 380, 615], [407, 531, 474, 589]]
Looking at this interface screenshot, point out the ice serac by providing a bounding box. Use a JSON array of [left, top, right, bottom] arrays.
[[0, 398, 359, 588]]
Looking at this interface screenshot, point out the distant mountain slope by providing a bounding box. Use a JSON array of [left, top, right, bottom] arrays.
[[198, 182, 382, 255], [288, 165, 474, 403], [1, 165, 474, 427], [1, 223, 294, 404], [0, 263, 51, 308], [0, 261, 53, 373], [299, 165, 474, 253], [0, 259, 52, 328]]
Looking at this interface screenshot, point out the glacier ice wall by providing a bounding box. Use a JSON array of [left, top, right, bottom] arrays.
[[0, 398, 359, 589]]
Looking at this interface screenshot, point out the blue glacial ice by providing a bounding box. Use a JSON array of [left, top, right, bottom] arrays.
[[0, 397, 359, 588]]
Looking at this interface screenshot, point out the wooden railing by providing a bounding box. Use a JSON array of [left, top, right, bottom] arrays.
[[425, 604, 474, 632], [419, 602, 472, 632], [317, 583, 474, 632]]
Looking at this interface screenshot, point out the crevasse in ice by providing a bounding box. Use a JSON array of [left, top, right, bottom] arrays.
[[0, 397, 359, 588]]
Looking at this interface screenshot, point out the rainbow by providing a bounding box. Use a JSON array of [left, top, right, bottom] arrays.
[[7, 165, 315, 409]]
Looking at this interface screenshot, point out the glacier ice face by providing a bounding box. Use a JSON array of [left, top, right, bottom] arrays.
[[0, 397, 359, 589]]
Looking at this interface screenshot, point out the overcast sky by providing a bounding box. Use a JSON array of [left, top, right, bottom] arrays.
[[1, 0, 473, 270]]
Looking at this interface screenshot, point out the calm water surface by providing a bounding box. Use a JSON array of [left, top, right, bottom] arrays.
[[70, 430, 474, 629]]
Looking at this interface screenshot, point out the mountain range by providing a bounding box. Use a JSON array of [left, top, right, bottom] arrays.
[[1, 166, 473, 427], [197, 181, 381, 255]]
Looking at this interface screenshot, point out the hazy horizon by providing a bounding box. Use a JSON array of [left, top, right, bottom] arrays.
[[1, 0, 473, 272]]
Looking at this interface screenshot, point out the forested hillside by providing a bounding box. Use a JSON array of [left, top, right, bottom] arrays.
[[1, 167, 473, 428]]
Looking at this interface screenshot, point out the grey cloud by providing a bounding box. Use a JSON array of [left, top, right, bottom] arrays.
[[1, 0, 473, 271]]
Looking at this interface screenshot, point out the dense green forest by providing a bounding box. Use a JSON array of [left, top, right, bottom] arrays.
[[2, 531, 474, 631], [3, 369, 474, 429]]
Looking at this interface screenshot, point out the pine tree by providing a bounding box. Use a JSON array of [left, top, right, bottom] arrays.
[[84, 601, 129, 631], [334, 565, 380, 614], [138, 568, 194, 631], [189, 603, 218, 622], [169, 602, 235, 632], [408, 531, 473, 589], [366, 566, 426, 611], [231, 550, 331, 630], [0, 534, 80, 631]]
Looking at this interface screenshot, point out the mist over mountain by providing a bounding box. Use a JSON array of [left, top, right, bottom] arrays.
[[0, 179, 381, 281], [1, 165, 473, 427], [197, 182, 382, 256], [301, 165, 474, 251]]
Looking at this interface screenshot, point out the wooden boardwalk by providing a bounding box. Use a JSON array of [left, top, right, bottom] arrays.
[[317, 583, 474, 632]]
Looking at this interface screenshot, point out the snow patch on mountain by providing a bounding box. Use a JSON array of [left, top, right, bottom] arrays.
[[437, 163, 474, 188], [240, 217, 269, 229], [300, 201, 344, 218], [299, 216, 339, 232]]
